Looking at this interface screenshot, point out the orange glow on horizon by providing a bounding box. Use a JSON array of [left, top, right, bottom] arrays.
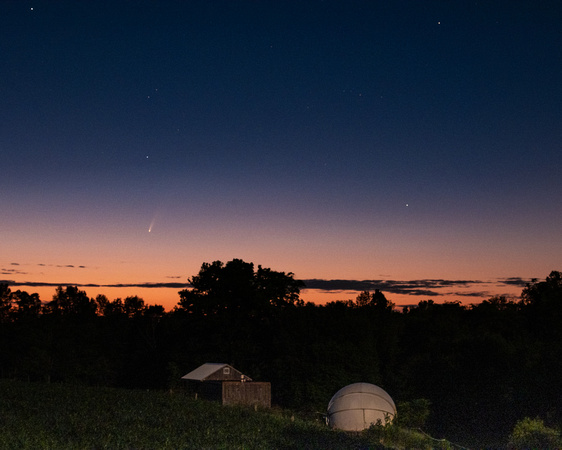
[[9, 283, 523, 313]]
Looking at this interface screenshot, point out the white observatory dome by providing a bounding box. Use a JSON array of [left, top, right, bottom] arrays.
[[327, 382, 396, 431]]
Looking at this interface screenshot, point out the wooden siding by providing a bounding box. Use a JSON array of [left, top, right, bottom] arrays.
[[222, 381, 271, 408]]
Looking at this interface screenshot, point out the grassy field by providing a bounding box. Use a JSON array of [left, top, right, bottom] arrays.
[[0, 379, 446, 449]]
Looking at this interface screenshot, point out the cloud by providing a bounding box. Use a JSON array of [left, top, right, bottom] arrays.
[[1, 280, 191, 289], [2, 274, 531, 301], [108, 282, 190, 289], [452, 291, 491, 298], [49, 263, 88, 269], [7, 262, 88, 269], [499, 277, 531, 287], [0, 281, 88, 287], [1, 268, 27, 276], [301, 278, 485, 296]]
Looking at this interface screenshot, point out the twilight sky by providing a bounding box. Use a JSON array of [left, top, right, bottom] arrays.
[[2, 1, 561, 310]]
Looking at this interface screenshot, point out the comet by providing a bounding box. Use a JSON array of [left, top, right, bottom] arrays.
[[148, 215, 157, 233]]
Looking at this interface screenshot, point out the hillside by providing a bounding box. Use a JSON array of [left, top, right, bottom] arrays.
[[0, 380, 446, 449]]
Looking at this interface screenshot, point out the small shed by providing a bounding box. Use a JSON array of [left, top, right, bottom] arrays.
[[182, 363, 271, 408], [182, 363, 252, 383]]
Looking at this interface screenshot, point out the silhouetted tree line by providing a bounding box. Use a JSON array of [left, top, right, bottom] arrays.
[[1, 262, 561, 447]]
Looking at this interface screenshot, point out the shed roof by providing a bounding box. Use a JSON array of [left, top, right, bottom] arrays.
[[181, 363, 252, 382]]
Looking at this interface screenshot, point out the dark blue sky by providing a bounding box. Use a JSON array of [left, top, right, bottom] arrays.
[[2, 1, 561, 307]]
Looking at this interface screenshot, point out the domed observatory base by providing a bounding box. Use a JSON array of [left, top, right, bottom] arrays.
[[327, 382, 396, 431]]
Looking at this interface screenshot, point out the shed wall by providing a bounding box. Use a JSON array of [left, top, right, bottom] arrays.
[[222, 381, 271, 408]]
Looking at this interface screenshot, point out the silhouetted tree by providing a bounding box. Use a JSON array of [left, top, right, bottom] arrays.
[[177, 259, 304, 317], [354, 289, 394, 310], [0, 283, 13, 322], [46, 286, 97, 316], [175, 259, 304, 372], [12, 290, 42, 319], [520, 270, 562, 310], [123, 296, 146, 318], [94, 294, 110, 315], [355, 290, 371, 307], [519, 271, 562, 343], [105, 298, 126, 316], [517, 271, 562, 427], [255, 266, 304, 309]]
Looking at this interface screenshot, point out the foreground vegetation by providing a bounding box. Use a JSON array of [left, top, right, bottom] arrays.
[[2, 263, 562, 446], [0, 380, 448, 449]]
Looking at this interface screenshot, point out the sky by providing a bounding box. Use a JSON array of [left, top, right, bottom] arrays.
[[2, 0, 561, 310]]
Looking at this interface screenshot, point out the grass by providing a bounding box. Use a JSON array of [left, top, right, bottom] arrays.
[[0, 379, 446, 449]]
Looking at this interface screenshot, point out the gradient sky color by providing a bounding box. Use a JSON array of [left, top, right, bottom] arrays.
[[2, 1, 561, 310]]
